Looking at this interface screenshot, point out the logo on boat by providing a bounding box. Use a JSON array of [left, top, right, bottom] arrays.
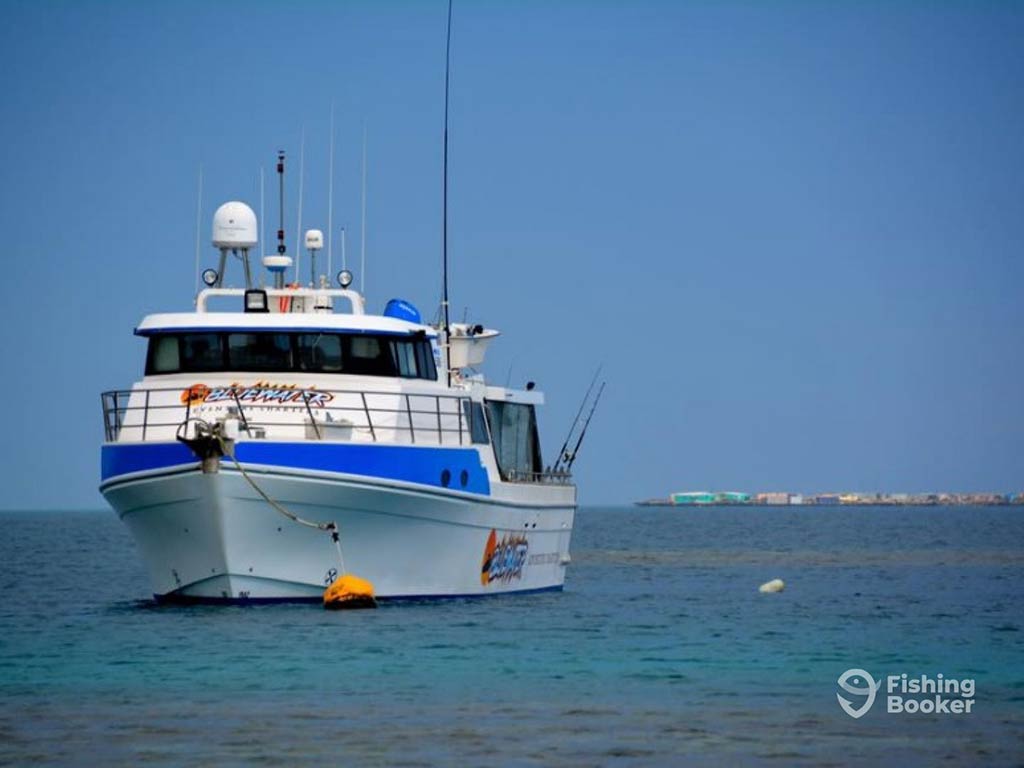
[[180, 382, 334, 408], [480, 529, 529, 585]]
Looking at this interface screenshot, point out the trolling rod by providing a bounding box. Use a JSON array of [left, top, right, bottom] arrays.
[[441, 0, 454, 386], [564, 382, 605, 472], [554, 365, 603, 471]]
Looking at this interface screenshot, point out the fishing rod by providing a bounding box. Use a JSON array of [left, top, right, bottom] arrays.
[[554, 365, 602, 471], [565, 381, 605, 472]]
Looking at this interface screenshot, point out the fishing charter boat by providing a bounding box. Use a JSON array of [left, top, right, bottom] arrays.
[[99, 3, 602, 603], [100, 184, 580, 602]]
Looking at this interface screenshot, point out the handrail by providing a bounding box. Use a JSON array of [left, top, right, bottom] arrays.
[[195, 286, 366, 314], [504, 468, 574, 485], [100, 383, 575, 485], [359, 392, 377, 442], [100, 384, 478, 448], [301, 390, 320, 440]]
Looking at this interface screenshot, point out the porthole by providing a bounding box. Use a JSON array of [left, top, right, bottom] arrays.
[[441, 469, 451, 487], [460, 469, 469, 487]]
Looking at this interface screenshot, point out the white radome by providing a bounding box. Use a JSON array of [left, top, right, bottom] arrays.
[[304, 229, 324, 250], [262, 255, 293, 270], [212, 201, 258, 249]]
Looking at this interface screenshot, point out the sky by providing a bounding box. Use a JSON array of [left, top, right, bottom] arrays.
[[1, 0, 1022, 509]]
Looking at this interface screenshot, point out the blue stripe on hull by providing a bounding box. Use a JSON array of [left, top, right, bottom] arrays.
[[152, 584, 563, 606], [101, 440, 491, 495], [101, 441, 197, 479]]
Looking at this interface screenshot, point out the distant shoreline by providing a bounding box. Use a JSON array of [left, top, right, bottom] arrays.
[[636, 493, 1024, 508]]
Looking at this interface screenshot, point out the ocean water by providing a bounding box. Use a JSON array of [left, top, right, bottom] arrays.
[[1, 505, 1022, 766]]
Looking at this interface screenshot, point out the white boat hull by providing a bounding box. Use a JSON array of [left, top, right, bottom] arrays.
[[102, 464, 574, 602]]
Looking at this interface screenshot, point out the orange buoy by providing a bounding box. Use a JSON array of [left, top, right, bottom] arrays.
[[324, 573, 377, 610]]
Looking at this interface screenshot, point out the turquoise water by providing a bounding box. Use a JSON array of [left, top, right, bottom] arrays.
[[1, 506, 1022, 765]]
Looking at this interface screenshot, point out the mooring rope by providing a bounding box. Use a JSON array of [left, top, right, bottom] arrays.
[[213, 431, 348, 574]]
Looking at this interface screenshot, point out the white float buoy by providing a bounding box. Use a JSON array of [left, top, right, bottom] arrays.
[[759, 578, 785, 593]]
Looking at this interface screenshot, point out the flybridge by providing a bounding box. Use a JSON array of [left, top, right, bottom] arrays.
[[174, 170, 501, 377], [197, 286, 366, 315]]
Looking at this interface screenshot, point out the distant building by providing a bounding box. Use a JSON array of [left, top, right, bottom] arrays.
[[671, 491, 751, 505], [717, 491, 751, 504], [672, 491, 717, 505]]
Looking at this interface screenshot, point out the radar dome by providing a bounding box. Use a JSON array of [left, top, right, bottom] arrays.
[[262, 255, 293, 272], [304, 229, 324, 250], [212, 201, 258, 249]]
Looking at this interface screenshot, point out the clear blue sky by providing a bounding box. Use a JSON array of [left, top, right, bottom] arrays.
[[1, 0, 1021, 508]]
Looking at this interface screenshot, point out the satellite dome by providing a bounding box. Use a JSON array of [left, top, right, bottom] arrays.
[[304, 229, 324, 250], [262, 255, 293, 272], [212, 201, 258, 249]]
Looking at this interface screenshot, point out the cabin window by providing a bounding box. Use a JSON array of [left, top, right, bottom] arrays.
[[392, 340, 419, 378], [296, 334, 343, 373], [227, 333, 292, 371], [180, 333, 224, 372], [485, 400, 542, 480], [149, 335, 180, 373], [462, 400, 489, 444], [145, 331, 439, 381], [346, 336, 396, 377], [416, 338, 438, 382]]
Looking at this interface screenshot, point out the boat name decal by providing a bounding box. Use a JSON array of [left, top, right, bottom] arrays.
[[181, 382, 334, 408], [480, 529, 529, 585]]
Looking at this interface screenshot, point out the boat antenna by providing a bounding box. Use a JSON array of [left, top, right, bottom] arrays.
[[360, 121, 367, 294], [565, 381, 606, 472], [193, 163, 203, 301], [295, 126, 306, 283], [341, 226, 347, 270], [259, 166, 265, 270], [277, 151, 287, 259], [327, 101, 335, 279], [441, 0, 454, 386], [554, 365, 603, 471]]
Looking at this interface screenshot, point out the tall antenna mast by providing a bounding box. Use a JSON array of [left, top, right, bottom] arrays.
[[441, 0, 454, 386], [295, 127, 306, 283], [277, 151, 287, 259], [327, 101, 336, 279], [360, 122, 367, 293], [259, 166, 265, 268], [193, 163, 203, 301]]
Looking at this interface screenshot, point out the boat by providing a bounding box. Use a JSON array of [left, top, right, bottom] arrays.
[[99, 173, 577, 602]]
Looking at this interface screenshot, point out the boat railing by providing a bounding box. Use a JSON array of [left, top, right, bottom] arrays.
[[503, 468, 574, 485], [101, 385, 485, 447]]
